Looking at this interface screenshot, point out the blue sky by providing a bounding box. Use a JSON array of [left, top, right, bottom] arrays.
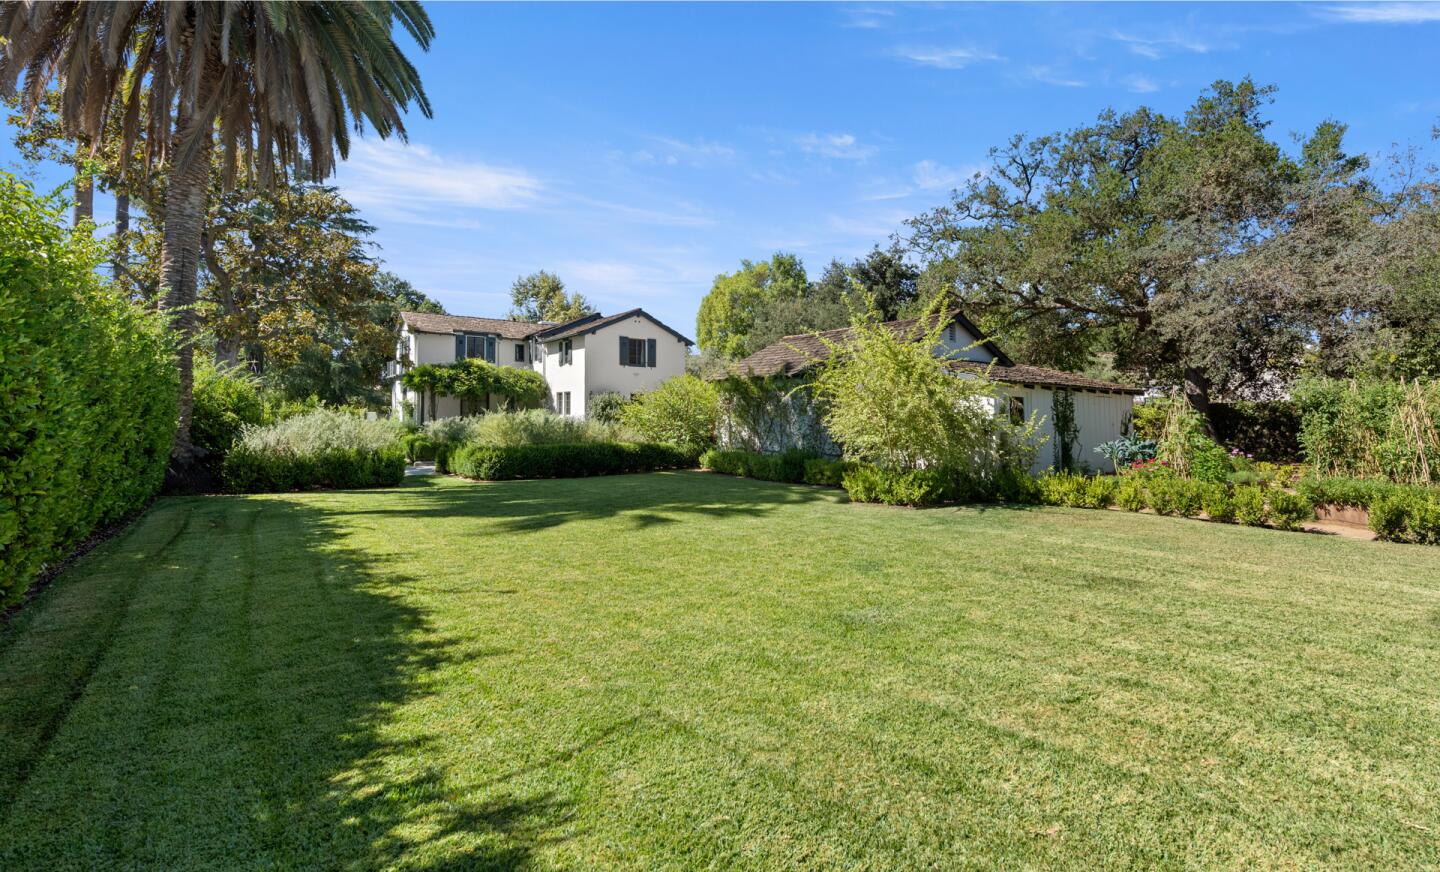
[[5, 2, 1440, 337]]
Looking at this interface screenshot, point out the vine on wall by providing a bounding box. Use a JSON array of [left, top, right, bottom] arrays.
[[1052, 390, 1080, 472]]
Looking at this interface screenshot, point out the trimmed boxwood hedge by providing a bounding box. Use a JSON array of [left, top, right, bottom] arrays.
[[701, 448, 816, 484], [451, 442, 696, 480], [1, 175, 178, 607], [222, 445, 407, 493]]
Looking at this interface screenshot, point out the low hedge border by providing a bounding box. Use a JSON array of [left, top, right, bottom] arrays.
[[451, 442, 697, 480], [1299, 476, 1440, 544], [222, 445, 407, 493]]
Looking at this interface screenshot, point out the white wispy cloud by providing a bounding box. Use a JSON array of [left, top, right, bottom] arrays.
[[627, 136, 737, 168], [892, 45, 1005, 70], [840, 5, 895, 29], [861, 159, 982, 201], [1025, 66, 1086, 88], [796, 132, 878, 161], [1323, 2, 1440, 23], [1110, 29, 1220, 58], [1123, 74, 1161, 94], [338, 138, 542, 216]]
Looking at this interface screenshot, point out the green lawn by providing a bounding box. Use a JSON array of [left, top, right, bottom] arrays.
[[3, 472, 1438, 869]]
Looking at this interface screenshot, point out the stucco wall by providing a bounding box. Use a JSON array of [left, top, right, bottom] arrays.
[[584, 316, 689, 404], [935, 323, 996, 362], [536, 334, 588, 416]]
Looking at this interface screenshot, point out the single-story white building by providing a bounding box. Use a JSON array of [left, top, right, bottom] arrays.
[[719, 311, 1142, 474], [386, 308, 693, 422]]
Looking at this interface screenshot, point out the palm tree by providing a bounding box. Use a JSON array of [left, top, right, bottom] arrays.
[[0, 2, 433, 471]]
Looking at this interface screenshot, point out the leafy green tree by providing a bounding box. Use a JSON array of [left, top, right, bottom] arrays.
[[817, 246, 921, 321], [807, 299, 1037, 474], [907, 79, 1368, 426], [0, 1, 434, 470], [509, 270, 595, 322], [621, 375, 719, 450], [696, 253, 813, 358]]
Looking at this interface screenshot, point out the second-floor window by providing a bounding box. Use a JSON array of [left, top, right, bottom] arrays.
[[621, 336, 655, 367], [457, 333, 496, 363], [558, 338, 573, 365]]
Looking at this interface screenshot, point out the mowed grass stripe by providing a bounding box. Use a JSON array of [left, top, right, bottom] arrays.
[[2, 471, 1438, 869]]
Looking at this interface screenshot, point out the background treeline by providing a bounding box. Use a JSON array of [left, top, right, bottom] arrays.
[[696, 79, 1440, 431]]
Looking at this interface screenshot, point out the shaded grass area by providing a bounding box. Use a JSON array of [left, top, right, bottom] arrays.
[[2, 471, 1438, 869]]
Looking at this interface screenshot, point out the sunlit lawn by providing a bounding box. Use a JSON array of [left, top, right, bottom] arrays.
[[3, 471, 1438, 869]]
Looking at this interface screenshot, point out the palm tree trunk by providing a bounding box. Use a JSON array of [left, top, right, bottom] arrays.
[[158, 128, 216, 467], [73, 173, 93, 225]]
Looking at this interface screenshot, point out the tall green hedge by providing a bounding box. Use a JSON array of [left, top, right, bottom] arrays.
[[0, 174, 177, 606]]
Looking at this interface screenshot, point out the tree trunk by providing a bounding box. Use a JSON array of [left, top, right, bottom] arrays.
[[73, 173, 94, 226], [158, 126, 216, 469], [112, 192, 129, 277], [1182, 365, 1219, 438], [214, 336, 241, 369]]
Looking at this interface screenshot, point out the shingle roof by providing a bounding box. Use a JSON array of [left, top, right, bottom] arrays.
[[946, 360, 1144, 394], [535, 308, 694, 345], [725, 314, 1140, 394], [399, 311, 547, 340]]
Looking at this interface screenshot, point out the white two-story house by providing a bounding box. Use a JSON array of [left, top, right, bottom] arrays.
[[386, 308, 693, 422]]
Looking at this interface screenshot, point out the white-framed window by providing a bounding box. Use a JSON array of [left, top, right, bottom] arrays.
[[555, 391, 571, 415], [557, 338, 573, 365]]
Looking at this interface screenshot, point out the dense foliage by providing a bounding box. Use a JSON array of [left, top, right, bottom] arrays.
[[221, 410, 405, 493], [908, 79, 1437, 425], [1293, 377, 1440, 485], [621, 375, 720, 451], [400, 359, 549, 421], [0, 175, 177, 605], [700, 449, 815, 484], [190, 359, 269, 461], [808, 303, 1039, 479], [1298, 476, 1440, 544], [509, 270, 595, 322], [450, 442, 696, 480]]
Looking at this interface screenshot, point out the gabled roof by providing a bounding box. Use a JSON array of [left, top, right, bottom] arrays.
[[536, 308, 694, 345], [724, 312, 1140, 394], [399, 311, 547, 340]]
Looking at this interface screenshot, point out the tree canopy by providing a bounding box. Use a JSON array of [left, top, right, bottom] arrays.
[[905, 78, 1429, 424], [509, 270, 595, 322]]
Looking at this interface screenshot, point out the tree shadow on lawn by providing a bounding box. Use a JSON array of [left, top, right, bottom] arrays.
[[0, 493, 582, 870], [354, 470, 837, 535]]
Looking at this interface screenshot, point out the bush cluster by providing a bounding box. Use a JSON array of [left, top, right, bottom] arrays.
[[1034, 473, 1313, 530], [1, 175, 178, 606], [451, 442, 696, 480], [222, 409, 406, 492], [621, 375, 719, 451], [1293, 377, 1440, 485], [1298, 476, 1440, 543], [701, 448, 815, 483], [803, 458, 859, 487], [837, 464, 1040, 507]]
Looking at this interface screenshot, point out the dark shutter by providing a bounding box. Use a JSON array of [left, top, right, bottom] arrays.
[[646, 338, 656, 367], [485, 335, 497, 363], [455, 334, 465, 360], [619, 335, 629, 366]]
